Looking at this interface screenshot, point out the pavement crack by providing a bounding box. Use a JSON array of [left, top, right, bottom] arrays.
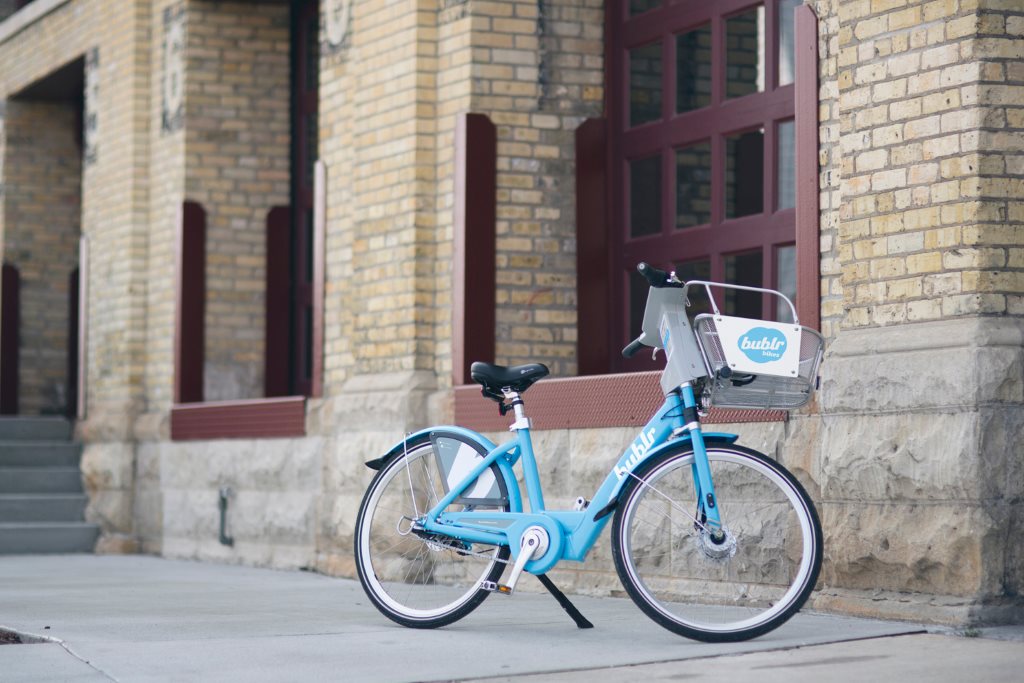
[[57, 640, 121, 683], [1, 626, 120, 683]]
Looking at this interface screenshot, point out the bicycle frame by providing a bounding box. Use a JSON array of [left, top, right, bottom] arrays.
[[416, 385, 737, 573]]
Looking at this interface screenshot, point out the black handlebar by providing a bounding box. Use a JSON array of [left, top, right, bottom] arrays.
[[637, 262, 683, 288], [623, 262, 685, 358], [622, 337, 645, 359]]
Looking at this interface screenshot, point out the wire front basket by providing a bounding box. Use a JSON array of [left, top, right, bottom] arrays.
[[693, 314, 824, 410]]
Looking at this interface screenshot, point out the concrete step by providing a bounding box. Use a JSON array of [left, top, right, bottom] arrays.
[[0, 522, 99, 554], [0, 417, 72, 441], [0, 468, 83, 494], [0, 494, 88, 522], [0, 442, 82, 468]]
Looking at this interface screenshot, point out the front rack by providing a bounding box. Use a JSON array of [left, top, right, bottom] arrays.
[[693, 315, 824, 410]]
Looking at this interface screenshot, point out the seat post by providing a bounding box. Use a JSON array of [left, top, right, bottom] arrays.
[[502, 388, 531, 431]]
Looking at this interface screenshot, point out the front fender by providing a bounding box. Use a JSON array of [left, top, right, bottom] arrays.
[[593, 432, 739, 521]]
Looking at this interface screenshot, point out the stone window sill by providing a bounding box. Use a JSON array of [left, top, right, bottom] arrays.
[[170, 396, 305, 441]]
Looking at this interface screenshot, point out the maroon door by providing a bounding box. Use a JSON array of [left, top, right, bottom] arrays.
[[608, 0, 801, 372]]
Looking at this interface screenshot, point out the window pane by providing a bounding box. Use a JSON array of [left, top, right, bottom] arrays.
[[724, 250, 763, 318], [676, 24, 712, 113], [776, 245, 797, 323], [630, 155, 662, 237], [778, 0, 800, 87], [630, 0, 661, 17], [726, 6, 765, 100], [675, 141, 712, 228], [777, 119, 795, 210], [630, 42, 663, 126], [675, 259, 712, 316], [725, 129, 764, 219]]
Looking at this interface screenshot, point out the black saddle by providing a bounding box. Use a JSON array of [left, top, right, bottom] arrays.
[[470, 361, 549, 398]]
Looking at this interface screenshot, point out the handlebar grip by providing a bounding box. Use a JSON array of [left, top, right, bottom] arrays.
[[622, 337, 645, 359], [637, 262, 681, 288]]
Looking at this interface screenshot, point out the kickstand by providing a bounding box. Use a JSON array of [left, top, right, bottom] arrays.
[[536, 574, 594, 629]]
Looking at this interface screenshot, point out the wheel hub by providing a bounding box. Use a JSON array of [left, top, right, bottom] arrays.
[[697, 526, 737, 561]]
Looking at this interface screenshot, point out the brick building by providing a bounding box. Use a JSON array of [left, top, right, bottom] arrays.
[[0, 0, 1021, 625]]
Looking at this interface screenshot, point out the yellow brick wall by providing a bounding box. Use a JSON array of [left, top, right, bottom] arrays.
[[319, 2, 357, 394], [143, 0, 187, 414], [811, 1, 843, 343], [428, 2, 473, 387], [318, 0, 604, 389], [185, 1, 290, 401], [318, 0, 441, 387], [470, 0, 604, 378], [835, 0, 1024, 328]]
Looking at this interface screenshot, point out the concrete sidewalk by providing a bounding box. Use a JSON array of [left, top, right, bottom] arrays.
[[0, 556, 1019, 682]]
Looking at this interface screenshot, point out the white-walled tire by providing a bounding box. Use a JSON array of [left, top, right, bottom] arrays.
[[612, 444, 822, 642], [354, 442, 510, 628]]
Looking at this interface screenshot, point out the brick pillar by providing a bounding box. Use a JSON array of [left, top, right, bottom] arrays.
[[183, 0, 291, 401], [817, 0, 1024, 623]]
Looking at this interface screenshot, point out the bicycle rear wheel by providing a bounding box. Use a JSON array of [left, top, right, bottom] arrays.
[[355, 441, 510, 628], [612, 443, 822, 642]]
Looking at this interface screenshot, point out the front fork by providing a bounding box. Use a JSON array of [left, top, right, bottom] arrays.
[[680, 383, 724, 538]]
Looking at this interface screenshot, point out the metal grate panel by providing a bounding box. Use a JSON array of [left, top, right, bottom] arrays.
[[454, 372, 786, 432]]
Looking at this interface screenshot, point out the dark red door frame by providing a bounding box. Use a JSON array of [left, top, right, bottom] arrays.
[[289, 0, 319, 397], [1, 263, 20, 415], [265, 205, 291, 397], [76, 236, 88, 420], [66, 267, 79, 418], [452, 113, 497, 386], [794, 3, 820, 333], [310, 160, 325, 398], [174, 201, 206, 404]]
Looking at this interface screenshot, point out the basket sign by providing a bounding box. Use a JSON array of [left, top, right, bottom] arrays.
[[712, 316, 801, 378]]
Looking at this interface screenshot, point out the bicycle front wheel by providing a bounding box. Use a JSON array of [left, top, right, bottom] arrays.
[[354, 440, 510, 628], [612, 444, 822, 642]]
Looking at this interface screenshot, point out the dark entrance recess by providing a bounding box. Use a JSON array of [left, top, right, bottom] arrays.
[[266, 0, 319, 398], [3, 57, 86, 417]]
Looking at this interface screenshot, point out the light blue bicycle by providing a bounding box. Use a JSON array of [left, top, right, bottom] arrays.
[[355, 263, 824, 642]]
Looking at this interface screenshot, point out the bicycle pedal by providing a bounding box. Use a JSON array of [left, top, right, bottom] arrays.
[[480, 581, 513, 595]]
